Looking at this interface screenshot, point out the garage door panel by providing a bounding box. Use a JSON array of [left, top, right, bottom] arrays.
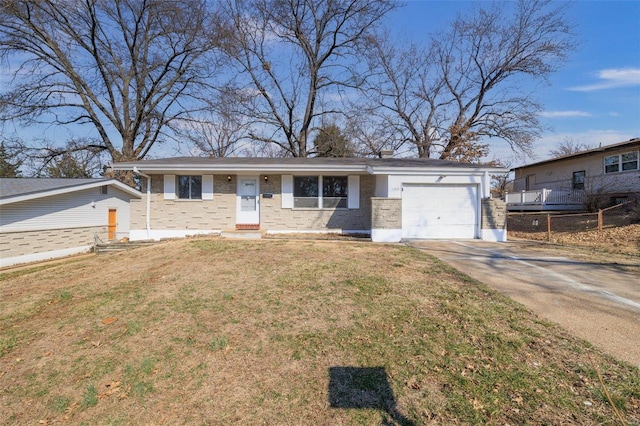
[[402, 184, 478, 239]]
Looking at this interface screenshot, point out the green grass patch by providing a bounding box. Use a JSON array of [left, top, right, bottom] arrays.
[[0, 332, 17, 357], [81, 384, 98, 408], [50, 395, 71, 413], [209, 336, 228, 351], [55, 289, 73, 301]]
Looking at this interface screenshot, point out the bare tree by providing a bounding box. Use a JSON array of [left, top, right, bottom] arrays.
[[220, 0, 396, 157], [548, 137, 593, 158], [175, 89, 255, 158], [0, 0, 221, 183], [31, 139, 107, 178], [357, 0, 575, 162], [349, 38, 446, 158], [489, 160, 513, 198]]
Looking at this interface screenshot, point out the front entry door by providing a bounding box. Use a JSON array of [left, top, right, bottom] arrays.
[[236, 176, 260, 226], [108, 209, 117, 240]]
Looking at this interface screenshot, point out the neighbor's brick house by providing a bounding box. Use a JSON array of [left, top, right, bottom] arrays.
[[512, 138, 640, 206]]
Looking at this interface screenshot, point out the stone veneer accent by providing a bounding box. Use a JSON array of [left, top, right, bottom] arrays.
[[132, 174, 375, 233], [130, 174, 236, 231], [371, 198, 402, 230], [0, 225, 106, 259], [261, 175, 374, 231], [481, 198, 507, 230]]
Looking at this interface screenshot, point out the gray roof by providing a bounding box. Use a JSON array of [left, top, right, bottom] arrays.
[[112, 156, 506, 172], [513, 137, 640, 170], [0, 178, 110, 199]]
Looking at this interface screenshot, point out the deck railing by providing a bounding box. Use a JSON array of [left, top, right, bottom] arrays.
[[505, 189, 585, 206]]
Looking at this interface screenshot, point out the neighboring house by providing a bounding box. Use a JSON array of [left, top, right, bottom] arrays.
[[110, 156, 508, 243], [509, 138, 640, 211], [0, 178, 142, 267]]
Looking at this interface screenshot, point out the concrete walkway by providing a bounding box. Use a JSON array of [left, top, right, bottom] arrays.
[[408, 240, 640, 367]]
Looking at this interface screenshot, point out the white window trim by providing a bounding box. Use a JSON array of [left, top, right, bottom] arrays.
[[284, 175, 359, 209], [604, 150, 639, 174], [175, 175, 204, 201]]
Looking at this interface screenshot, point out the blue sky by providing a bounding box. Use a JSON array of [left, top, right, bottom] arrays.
[[2, 1, 638, 168], [388, 1, 640, 165]]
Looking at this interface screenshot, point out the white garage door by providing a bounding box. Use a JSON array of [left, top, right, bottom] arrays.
[[402, 184, 478, 239]]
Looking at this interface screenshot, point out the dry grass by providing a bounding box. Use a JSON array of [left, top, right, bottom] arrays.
[[509, 223, 640, 257], [1, 238, 639, 425]]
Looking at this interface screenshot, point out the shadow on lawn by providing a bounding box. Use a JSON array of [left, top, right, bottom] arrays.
[[328, 366, 415, 426]]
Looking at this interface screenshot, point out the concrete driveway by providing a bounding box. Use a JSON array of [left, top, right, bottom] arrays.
[[408, 240, 640, 367]]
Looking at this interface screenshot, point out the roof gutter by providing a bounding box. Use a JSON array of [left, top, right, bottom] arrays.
[[0, 179, 142, 206], [133, 167, 151, 240], [114, 163, 368, 174]]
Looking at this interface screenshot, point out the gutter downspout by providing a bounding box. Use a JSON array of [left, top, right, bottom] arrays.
[[483, 170, 490, 199], [133, 167, 151, 240]]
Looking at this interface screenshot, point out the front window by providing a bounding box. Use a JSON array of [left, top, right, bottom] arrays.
[[322, 176, 348, 208], [622, 152, 638, 171], [293, 176, 348, 208], [605, 151, 639, 173], [604, 155, 620, 173], [294, 176, 319, 207], [177, 175, 202, 199], [572, 171, 585, 190]]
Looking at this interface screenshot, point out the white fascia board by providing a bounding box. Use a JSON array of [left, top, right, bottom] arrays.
[[0, 179, 141, 206], [112, 164, 369, 174], [112, 162, 508, 176], [367, 166, 509, 175]]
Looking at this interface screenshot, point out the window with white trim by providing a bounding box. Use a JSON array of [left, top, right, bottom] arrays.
[[177, 175, 202, 199], [572, 171, 585, 190], [322, 176, 348, 208], [622, 152, 638, 171], [293, 175, 348, 208], [604, 151, 639, 173]]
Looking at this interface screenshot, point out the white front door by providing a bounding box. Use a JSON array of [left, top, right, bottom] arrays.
[[236, 176, 260, 225]]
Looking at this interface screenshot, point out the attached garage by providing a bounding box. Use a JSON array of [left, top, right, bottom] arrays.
[[402, 184, 479, 239]]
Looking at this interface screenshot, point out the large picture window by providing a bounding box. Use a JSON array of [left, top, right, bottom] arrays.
[[293, 176, 348, 208], [605, 151, 639, 173], [177, 175, 202, 199], [322, 176, 348, 208], [294, 176, 319, 207]]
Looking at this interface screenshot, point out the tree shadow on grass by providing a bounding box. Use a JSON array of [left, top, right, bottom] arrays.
[[328, 366, 415, 426]]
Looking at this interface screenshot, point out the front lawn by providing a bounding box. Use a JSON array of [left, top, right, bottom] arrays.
[[1, 239, 638, 424]]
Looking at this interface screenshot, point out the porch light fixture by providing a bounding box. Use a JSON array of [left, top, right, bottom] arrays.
[[264, 175, 269, 182], [227, 175, 232, 182]]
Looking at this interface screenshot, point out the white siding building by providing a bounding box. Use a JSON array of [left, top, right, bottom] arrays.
[[1, 178, 141, 267]]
